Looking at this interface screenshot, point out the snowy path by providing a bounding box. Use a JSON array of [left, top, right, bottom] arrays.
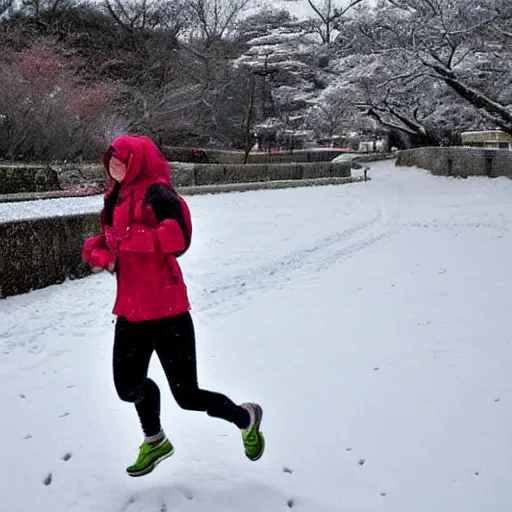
[[1, 160, 512, 511]]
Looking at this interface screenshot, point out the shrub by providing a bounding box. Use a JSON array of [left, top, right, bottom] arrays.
[[0, 38, 124, 161]]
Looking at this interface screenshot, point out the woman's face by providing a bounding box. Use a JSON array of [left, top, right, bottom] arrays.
[[109, 156, 127, 182]]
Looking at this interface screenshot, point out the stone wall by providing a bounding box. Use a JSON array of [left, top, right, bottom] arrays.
[[395, 147, 512, 178], [0, 213, 101, 298]]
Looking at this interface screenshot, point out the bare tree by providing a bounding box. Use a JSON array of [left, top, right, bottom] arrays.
[[19, 0, 74, 18], [242, 72, 256, 162], [103, 0, 189, 35], [186, 0, 253, 47], [0, 38, 121, 160], [307, 0, 364, 44]]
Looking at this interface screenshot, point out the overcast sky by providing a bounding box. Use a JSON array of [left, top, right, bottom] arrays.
[[263, 0, 375, 19], [85, 0, 375, 22], [86, 0, 375, 21]]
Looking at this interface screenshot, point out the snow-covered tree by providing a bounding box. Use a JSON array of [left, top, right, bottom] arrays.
[[309, 48, 491, 146], [306, 84, 352, 137], [357, 0, 512, 134], [233, 8, 326, 143], [228, 0, 512, 146]]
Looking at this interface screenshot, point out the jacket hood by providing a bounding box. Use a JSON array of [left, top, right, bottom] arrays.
[[102, 135, 170, 189]]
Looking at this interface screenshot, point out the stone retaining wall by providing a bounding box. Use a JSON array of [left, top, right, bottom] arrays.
[[395, 147, 512, 178]]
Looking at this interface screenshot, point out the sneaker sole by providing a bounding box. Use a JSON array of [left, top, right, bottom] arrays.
[[126, 446, 175, 477], [248, 432, 265, 462], [243, 403, 265, 462]]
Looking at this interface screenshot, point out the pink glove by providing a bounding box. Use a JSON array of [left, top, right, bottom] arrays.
[[82, 234, 107, 263], [90, 248, 115, 270]]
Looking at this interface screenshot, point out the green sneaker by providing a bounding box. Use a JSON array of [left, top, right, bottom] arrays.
[[126, 438, 174, 477], [241, 403, 265, 461]]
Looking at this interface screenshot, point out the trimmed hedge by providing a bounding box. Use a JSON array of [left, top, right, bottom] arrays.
[[176, 176, 365, 195], [171, 162, 350, 187], [161, 146, 211, 163], [0, 213, 100, 298], [0, 163, 106, 195], [244, 150, 352, 164], [0, 168, 359, 299], [0, 159, 352, 298], [0, 165, 61, 194], [161, 146, 356, 164], [0, 151, 388, 196], [0, 161, 350, 197], [355, 153, 396, 163]]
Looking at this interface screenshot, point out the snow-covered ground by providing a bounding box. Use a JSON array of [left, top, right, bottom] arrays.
[[2, 159, 512, 511], [0, 194, 103, 223]]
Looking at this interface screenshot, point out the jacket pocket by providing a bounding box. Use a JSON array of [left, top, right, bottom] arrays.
[[119, 228, 156, 253]]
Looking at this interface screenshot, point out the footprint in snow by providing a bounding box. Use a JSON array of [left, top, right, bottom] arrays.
[[43, 473, 52, 486], [177, 487, 193, 500], [62, 452, 72, 461], [122, 495, 136, 511]]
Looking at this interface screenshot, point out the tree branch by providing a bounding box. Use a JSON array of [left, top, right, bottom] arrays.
[[337, 0, 364, 18], [363, 106, 419, 135]]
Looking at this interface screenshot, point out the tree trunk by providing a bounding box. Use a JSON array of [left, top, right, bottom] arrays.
[[243, 73, 256, 164]]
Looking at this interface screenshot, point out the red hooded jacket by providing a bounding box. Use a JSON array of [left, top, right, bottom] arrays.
[[82, 135, 192, 321]]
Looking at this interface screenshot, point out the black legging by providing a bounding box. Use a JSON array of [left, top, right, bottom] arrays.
[[113, 312, 250, 437]]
